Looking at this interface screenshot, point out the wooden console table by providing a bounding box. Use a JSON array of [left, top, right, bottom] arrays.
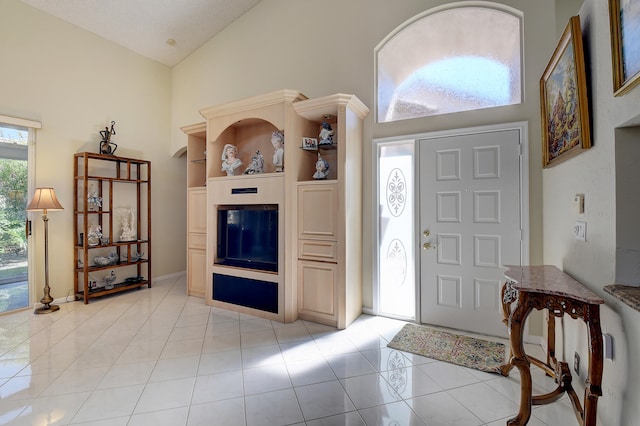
[[500, 265, 604, 426]]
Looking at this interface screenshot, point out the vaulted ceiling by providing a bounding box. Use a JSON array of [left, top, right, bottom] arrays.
[[20, 0, 262, 67]]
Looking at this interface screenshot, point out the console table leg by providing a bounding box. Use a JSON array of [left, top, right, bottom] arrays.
[[547, 313, 557, 369], [584, 306, 603, 426], [507, 295, 534, 426]]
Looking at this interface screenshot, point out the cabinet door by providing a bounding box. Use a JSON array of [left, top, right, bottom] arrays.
[[298, 183, 338, 240], [187, 248, 206, 298], [298, 260, 337, 321], [188, 189, 207, 234]]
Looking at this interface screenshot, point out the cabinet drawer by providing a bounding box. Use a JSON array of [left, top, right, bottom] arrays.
[[298, 239, 337, 262], [209, 174, 284, 205], [189, 233, 206, 250]]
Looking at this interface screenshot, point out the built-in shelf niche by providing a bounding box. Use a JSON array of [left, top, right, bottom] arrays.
[[208, 119, 282, 178], [296, 113, 339, 182], [183, 122, 207, 188], [615, 125, 640, 286]]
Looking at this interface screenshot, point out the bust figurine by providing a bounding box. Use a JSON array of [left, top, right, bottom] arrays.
[[313, 154, 330, 180], [271, 131, 284, 172], [221, 144, 242, 176], [319, 122, 334, 145]]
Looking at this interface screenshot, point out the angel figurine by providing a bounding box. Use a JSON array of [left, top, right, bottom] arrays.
[[88, 224, 102, 246], [87, 184, 102, 211], [118, 208, 136, 241]]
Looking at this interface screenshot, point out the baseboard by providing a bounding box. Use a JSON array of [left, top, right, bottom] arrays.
[[34, 270, 188, 309], [154, 270, 186, 282], [362, 306, 375, 315]]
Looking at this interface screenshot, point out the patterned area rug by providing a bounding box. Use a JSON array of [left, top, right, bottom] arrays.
[[387, 323, 506, 374]]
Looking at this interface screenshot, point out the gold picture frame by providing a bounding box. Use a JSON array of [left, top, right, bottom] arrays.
[[540, 16, 591, 168], [610, 0, 640, 95]]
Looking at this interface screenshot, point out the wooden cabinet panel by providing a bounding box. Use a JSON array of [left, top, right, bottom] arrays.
[[188, 189, 206, 234], [187, 248, 206, 298], [298, 239, 337, 261], [298, 260, 337, 320], [188, 233, 206, 250], [187, 188, 207, 298], [298, 183, 338, 240]]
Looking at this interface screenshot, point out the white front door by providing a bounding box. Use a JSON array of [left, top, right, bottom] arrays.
[[419, 125, 525, 337]]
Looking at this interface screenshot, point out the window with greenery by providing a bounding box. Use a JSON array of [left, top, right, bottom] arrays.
[[376, 3, 523, 123], [0, 126, 28, 257]]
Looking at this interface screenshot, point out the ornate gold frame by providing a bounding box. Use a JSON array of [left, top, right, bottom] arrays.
[[540, 16, 591, 168], [610, 0, 640, 96]]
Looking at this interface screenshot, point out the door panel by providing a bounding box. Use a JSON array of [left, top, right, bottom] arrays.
[[419, 128, 522, 337]]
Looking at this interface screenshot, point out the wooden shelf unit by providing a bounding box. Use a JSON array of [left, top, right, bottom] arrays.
[[73, 152, 151, 304]]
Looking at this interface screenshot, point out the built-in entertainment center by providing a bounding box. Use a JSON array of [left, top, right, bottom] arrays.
[[183, 90, 368, 328]]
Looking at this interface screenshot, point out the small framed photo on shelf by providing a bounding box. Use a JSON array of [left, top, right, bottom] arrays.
[[302, 137, 318, 150]]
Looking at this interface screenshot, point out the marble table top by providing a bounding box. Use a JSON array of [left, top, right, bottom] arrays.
[[504, 265, 604, 304], [604, 284, 640, 312]]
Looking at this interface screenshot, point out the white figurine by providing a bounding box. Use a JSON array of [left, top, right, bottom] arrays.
[[88, 224, 102, 246], [243, 150, 264, 174], [119, 208, 136, 241], [313, 154, 330, 180], [271, 131, 284, 172], [319, 122, 334, 145], [87, 184, 102, 210], [221, 144, 242, 176], [102, 270, 117, 290]]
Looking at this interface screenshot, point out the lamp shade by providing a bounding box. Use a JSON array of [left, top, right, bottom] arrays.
[[26, 187, 64, 212]]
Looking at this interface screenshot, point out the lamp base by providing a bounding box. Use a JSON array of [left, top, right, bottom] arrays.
[[34, 304, 60, 315]]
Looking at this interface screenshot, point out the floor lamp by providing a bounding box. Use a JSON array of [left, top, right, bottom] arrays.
[[27, 187, 64, 314]]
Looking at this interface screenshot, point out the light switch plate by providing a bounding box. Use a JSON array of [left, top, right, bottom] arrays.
[[574, 221, 586, 241]]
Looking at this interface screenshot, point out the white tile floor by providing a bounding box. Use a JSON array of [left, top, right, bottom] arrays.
[[0, 275, 579, 425]]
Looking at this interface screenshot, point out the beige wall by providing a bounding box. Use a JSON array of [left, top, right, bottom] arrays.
[[543, 1, 640, 424], [0, 0, 186, 303]]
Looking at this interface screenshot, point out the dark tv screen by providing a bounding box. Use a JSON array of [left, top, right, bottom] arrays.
[[216, 205, 278, 272]]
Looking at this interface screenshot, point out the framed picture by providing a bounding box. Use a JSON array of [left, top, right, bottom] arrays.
[[302, 137, 318, 150], [540, 16, 591, 168], [610, 0, 640, 95]]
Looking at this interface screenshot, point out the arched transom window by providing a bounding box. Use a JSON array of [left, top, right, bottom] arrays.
[[376, 2, 523, 123]]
